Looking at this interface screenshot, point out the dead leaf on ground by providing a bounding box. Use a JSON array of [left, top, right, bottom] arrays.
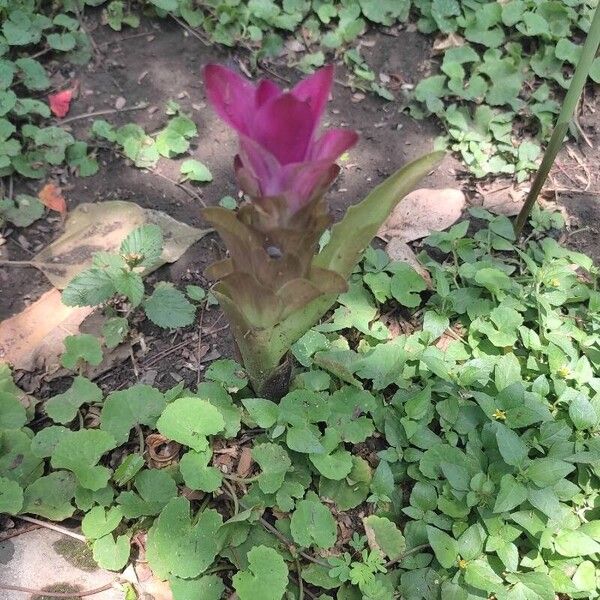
[[236, 446, 253, 478], [432, 33, 465, 53], [38, 182, 67, 214], [31, 201, 210, 289], [378, 188, 466, 243], [384, 238, 432, 288], [0, 289, 93, 372], [479, 183, 525, 216], [146, 433, 181, 468]]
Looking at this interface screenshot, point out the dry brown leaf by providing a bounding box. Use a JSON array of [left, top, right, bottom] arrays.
[[432, 32, 465, 53], [481, 184, 525, 216], [0, 289, 93, 372], [236, 446, 253, 478], [38, 183, 67, 214], [146, 433, 181, 468], [384, 238, 432, 288], [378, 188, 466, 243], [31, 201, 210, 289]]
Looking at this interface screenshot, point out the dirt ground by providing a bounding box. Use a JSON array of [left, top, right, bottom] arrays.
[[1, 11, 599, 395]]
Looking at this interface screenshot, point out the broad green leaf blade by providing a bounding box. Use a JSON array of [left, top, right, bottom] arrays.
[[232, 545, 288, 600], [315, 151, 445, 277]]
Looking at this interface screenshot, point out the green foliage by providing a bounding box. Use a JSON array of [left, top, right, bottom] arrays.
[[4, 209, 600, 598], [411, 0, 598, 178], [0, 2, 96, 182], [62, 224, 197, 329]]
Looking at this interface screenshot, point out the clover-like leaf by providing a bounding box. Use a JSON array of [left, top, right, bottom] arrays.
[[101, 384, 166, 445], [290, 491, 337, 549], [252, 443, 292, 494], [117, 469, 177, 518], [179, 450, 223, 493], [61, 334, 103, 369], [45, 376, 102, 424], [205, 359, 248, 393], [195, 382, 241, 438], [390, 263, 427, 307], [82, 506, 123, 540], [156, 397, 224, 452], [22, 471, 77, 520], [146, 497, 223, 579], [0, 390, 27, 429], [92, 533, 131, 571], [0, 477, 23, 515], [51, 430, 116, 490], [232, 545, 288, 600], [31, 426, 70, 458], [170, 575, 225, 600], [242, 398, 279, 428]]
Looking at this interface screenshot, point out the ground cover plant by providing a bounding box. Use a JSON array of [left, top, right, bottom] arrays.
[[2, 207, 600, 600], [1, 1, 600, 599]]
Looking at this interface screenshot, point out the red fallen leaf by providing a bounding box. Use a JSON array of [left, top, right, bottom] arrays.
[[38, 182, 67, 214], [48, 89, 73, 118]]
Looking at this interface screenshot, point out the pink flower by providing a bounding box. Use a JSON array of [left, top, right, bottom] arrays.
[[203, 64, 358, 213]]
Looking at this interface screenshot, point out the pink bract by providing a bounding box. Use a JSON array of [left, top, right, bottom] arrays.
[[203, 64, 358, 213]]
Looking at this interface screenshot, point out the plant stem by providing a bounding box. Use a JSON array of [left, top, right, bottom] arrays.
[[0, 582, 115, 598], [514, 2, 600, 236], [17, 515, 86, 542], [221, 478, 239, 516], [222, 473, 261, 484], [295, 558, 304, 600]]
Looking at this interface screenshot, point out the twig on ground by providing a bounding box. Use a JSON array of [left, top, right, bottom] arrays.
[[0, 582, 115, 598], [0, 260, 34, 267], [144, 168, 207, 207], [100, 31, 154, 47], [384, 543, 430, 569], [58, 103, 149, 125], [18, 515, 86, 542]]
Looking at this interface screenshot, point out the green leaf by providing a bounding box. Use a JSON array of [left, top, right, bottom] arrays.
[[51, 430, 116, 490], [144, 282, 196, 328], [233, 545, 289, 600], [242, 398, 279, 428], [146, 497, 223, 579], [45, 376, 102, 424], [290, 491, 337, 549], [82, 506, 123, 539], [205, 359, 248, 392], [113, 454, 145, 486], [525, 458, 574, 487], [180, 159, 213, 182], [253, 442, 291, 493], [179, 450, 222, 492], [46, 32, 76, 51], [0, 390, 26, 429], [390, 264, 428, 307], [156, 396, 225, 452], [61, 268, 117, 307], [61, 334, 103, 369], [464, 558, 503, 592], [310, 447, 353, 481], [101, 384, 166, 445], [427, 526, 458, 569], [363, 515, 406, 560], [0, 477, 23, 515], [31, 426, 70, 458], [494, 474, 527, 513], [92, 533, 131, 571], [102, 317, 129, 348], [554, 530, 600, 557], [0, 430, 44, 487], [120, 224, 163, 269], [170, 575, 225, 600], [568, 394, 599, 430], [495, 423, 528, 466], [457, 523, 485, 561], [22, 471, 77, 520], [506, 572, 555, 600], [117, 469, 177, 518], [15, 58, 50, 90], [0, 194, 44, 227]]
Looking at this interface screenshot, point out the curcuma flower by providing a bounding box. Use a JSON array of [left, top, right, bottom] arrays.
[[203, 64, 358, 214]]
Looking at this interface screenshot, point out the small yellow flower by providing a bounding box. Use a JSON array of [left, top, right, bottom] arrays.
[[557, 365, 571, 378], [458, 558, 468, 569], [492, 409, 507, 421]]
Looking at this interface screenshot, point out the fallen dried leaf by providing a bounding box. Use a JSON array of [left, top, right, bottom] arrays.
[[378, 188, 466, 242], [31, 201, 210, 289], [38, 182, 67, 214], [432, 33, 465, 53], [48, 89, 74, 118], [384, 238, 432, 287], [0, 289, 93, 372], [236, 446, 253, 478], [480, 184, 525, 216], [146, 433, 181, 468]]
